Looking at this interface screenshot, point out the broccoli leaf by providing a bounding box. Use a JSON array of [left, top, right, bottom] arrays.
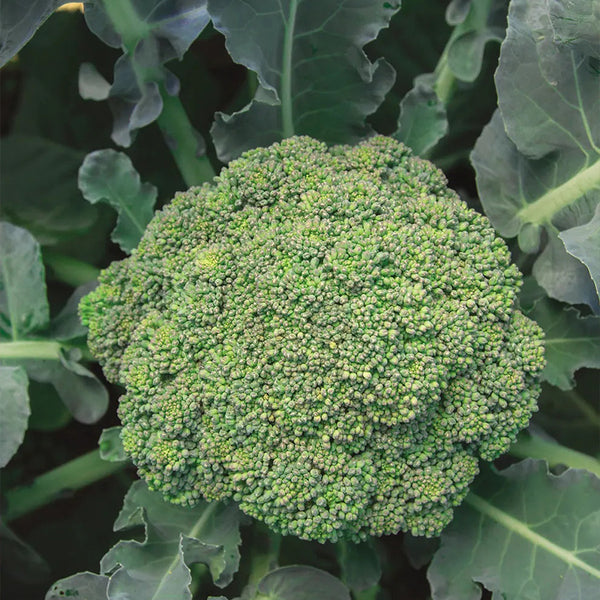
[[445, 0, 508, 83], [428, 460, 600, 600], [559, 203, 600, 303], [78, 149, 157, 253], [49, 282, 98, 342], [1, 519, 50, 584], [394, 74, 448, 156], [336, 539, 382, 594], [0, 0, 67, 67], [532, 232, 600, 313], [403, 534, 441, 569], [526, 297, 600, 391], [45, 572, 110, 600], [209, 0, 399, 161], [24, 356, 109, 425], [532, 374, 600, 458], [27, 379, 72, 432], [82, 0, 210, 147], [496, 0, 599, 160], [103, 530, 193, 600], [548, 0, 600, 59], [98, 426, 128, 463], [104, 481, 242, 590], [0, 366, 30, 468], [0, 222, 49, 339], [255, 566, 351, 600], [0, 136, 95, 245], [471, 0, 600, 311]]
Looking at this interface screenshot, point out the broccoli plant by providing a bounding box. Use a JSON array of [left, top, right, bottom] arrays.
[[80, 135, 545, 542], [0, 0, 598, 599]]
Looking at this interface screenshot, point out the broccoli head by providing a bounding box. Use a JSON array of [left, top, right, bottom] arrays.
[[80, 136, 545, 542]]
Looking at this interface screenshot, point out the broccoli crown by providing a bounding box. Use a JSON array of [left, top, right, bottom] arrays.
[[80, 136, 544, 542]]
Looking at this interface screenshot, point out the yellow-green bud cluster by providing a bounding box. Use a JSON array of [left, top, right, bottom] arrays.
[[80, 136, 545, 542]]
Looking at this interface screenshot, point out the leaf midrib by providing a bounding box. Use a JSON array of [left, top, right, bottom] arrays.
[[466, 493, 600, 579]]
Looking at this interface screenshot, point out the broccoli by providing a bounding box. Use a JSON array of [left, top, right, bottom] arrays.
[[80, 136, 545, 543]]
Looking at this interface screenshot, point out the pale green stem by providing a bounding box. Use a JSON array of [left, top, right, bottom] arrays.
[[0, 340, 63, 360], [517, 159, 600, 225], [43, 250, 100, 287], [0, 340, 93, 361], [248, 527, 282, 593], [3, 449, 126, 522], [510, 434, 600, 478], [565, 389, 600, 428], [433, 49, 456, 105], [157, 86, 216, 186]]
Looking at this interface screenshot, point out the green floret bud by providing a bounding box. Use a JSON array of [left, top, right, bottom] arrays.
[[81, 135, 545, 543]]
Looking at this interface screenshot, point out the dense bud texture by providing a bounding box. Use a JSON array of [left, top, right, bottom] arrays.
[[81, 136, 545, 542]]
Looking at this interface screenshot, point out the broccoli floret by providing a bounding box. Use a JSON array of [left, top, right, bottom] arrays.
[[80, 136, 545, 542]]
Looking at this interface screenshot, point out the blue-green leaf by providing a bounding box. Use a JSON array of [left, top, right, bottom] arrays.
[[337, 539, 382, 594], [472, 0, 600, 311], [0, 0, 67, 67], [559, 203, 600, 304], [0, 222, 49, 339], [46, 572, 109, 600], [1, 519, 50, 583], [548, 0, 600, 58], [428, 460, 600, 600], [50, 282, 97, 342], [0, 135, 94, 244], [103, 530, 193, 600], [78, 150, 157, 253], [104, 481, 242, 589], [395, 74, 448, 156], [525, 296, 600, 391], [209, 0, 399, 161], [99, 426, 128, 463], [533, 232, 599, 313], [256, 566, 351, 600], [0, 365, 30, 468], [25, 357, 108, 424]]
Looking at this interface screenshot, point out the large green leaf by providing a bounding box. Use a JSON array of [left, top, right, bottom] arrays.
[[49, 282, 98, 342], [548, 0, 600, 59], [209, 0, 399, 161], [24, 357, 109, 424], [46, 572, 109, 600], [100, 481, 242, 596], [0, 136, 94, 244], [526, 296, 600, 391], [103, 531, 193, 600], [496, 0, 599, 160], [255, 566, 351, 600], [428, 460, 600, 600], [1, 519, 50, 584], [560, 203, 600, 302], [0, 222, 49, 340], [0, 0, 67, 67], [471, 0, 600, 310], [394, 74, 448, 156], [0, 366, 30, 467], [78, 150, 157, 253], [337, 540, 382, 594]]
